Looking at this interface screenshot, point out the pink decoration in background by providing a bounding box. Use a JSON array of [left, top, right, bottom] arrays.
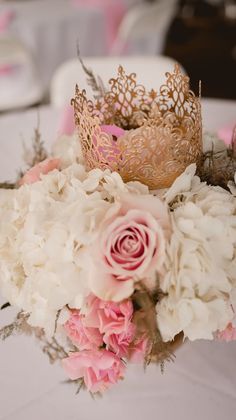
[[218, 122, 236, 145], [57, 105, 75, 136], [0, 64, 15, 75], [0, 10, 15, 33], [71, 0, 126, 52]]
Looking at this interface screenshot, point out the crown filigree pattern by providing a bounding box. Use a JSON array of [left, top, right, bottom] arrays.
[[72, 65, 202, 189]]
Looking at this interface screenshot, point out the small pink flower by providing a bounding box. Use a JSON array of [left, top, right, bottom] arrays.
[[64, 309, 103, 350], [104, 323, 136, 357], [89, 194, 169, 301], [84, 296, 133, 334], [19, 158, 60, 185], [128, 335, 150, 363], [84, 296, 136, 357], [217, 323, 236, 342], [62, 349, 125, 393]]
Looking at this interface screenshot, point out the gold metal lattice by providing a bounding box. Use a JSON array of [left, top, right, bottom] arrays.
[[72, 65, 202, 189]]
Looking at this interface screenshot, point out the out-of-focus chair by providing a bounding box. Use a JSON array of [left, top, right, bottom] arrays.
[[0, 37, 43, 112], [110, 0, 178, 55], [50, 55, 183, 108]]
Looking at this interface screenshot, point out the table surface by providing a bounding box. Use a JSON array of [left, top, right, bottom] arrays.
[[0, 98, 236, 420]]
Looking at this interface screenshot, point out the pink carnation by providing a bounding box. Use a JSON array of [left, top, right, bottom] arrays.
[[62, 349, 125, 393], [64, 309, 103, 350], [103, 323, 136, 357], [84, 296, 136, 357], [85, 296, 133, 332], [19, 158, 60, 185], [217, 323, 236, 342]]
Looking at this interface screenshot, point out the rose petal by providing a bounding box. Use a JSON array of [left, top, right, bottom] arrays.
[[89, 267, 134, 302]]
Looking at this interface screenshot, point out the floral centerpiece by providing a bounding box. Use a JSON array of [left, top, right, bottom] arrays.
[[0, 64, 236, 395]]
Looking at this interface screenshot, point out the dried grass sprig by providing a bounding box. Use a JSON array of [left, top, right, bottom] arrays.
[[63, 378, 103, 399], [0, 312, 30, 340], [77, 44, 106, 99], [198, 128, 236, 189], [22, 116, 47, 169], [0, 310, 68, 364], [63, 378, 85, 394], [34, 331, 68, 364], [0, 182, 16, 189], [133, 285, 175, 370], [0, 122, 47, 189]]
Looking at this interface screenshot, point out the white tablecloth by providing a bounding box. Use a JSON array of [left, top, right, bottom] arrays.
[[0, 98, 236, 420]]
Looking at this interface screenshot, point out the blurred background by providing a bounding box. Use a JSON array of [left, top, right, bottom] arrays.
[[0, 0, 235, 113]]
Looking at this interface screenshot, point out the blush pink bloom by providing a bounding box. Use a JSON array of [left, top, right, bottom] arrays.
[[103, 322, 136, 357], [64, 309, 103, 350], [0, 10, 15, 33], [217, 323, 236, 342], [89, 193, 169, 301], [84, 296, 136, 357], [84, 295, 133, 332], [19, 158, 60, 185], [62, 349, 125, 393]]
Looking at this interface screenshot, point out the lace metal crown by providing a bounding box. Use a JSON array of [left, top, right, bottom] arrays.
[[72, 65, 202, 189]]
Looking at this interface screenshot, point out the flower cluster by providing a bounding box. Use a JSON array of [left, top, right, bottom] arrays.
[[0, 133, 235, 394], [157, 164, 236, 341], [62, 296, 148, 392]]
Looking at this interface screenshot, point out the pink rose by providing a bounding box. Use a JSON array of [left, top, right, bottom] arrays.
[[19, 158, 60, 185], [89, 193, 169, 301], [64, 309, 103, 350], [62, 349, 125, 393], [217, 322, 236, 342]]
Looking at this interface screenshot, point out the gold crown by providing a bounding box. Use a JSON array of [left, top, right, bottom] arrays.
[[72, 65, 202, 189]]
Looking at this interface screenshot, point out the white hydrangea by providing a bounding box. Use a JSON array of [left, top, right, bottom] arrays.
[[52, 133, 84, 168], [157, 165, 236, 341], [1, 149, 235, 343], [0, 163, 150, 336]]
